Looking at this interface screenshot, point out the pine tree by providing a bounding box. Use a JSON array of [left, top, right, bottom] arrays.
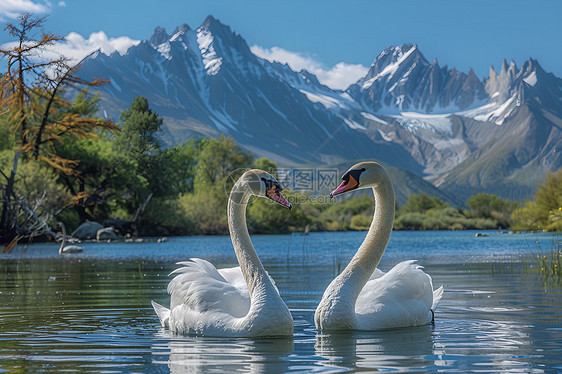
[[0, 14, 118, 245]]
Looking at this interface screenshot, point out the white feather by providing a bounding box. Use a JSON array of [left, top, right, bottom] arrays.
[[151, 170, 293, 337], [315, 162, 444, 331], [355, 260, 438, 329]]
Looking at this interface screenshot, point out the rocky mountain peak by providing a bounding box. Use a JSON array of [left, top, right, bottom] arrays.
[[364, 44, 425, 80], [74, 17, 562, 204], [172, 24, 190, 37], [200, 15, 233, 36], [500, 59, 509, 74], [349, 43, 485, 113], [196, 15, 253, 63], [148, 26, 170, 48]]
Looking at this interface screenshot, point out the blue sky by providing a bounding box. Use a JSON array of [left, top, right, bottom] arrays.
[[1, 0, 561, 89]]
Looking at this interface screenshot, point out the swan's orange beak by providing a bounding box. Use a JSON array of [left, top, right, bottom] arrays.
[[330, 175, 359, 197], [267, 186, 293, 210]]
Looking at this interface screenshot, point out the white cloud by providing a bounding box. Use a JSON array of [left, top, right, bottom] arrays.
[[251, 45, 368, 90], [251, 45, 320, 72], [316, 62, 370, 91], [0, 0, 50, 21], [58, 1, 66, 6], [56, 31, 140, 63], [1, 30, 140, 71]]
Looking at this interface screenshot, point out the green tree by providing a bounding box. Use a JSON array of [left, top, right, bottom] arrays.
[[114, 96, 164, 222], [316, 194, 374, 231], [466, 192, 518, 228], [512, 169, 562, 231], [253, 157, 277, 176], [0, 14, 116, 244], [116, 96, 162, 161], [247, 190, 309, 234], [0, 117, 15, 151], [400, 193, 448, 214], [114, 97, 196, 228], [194, 135, 253, 194], [179, 136, 252, 234], [179, 188, 229, 234], [56, 131, 120, 224]]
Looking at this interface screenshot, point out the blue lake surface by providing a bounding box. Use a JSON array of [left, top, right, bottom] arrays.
[[1, 230, 561, 372]]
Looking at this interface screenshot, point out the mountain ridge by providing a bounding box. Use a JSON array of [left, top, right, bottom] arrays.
[[75, 16, 562, 203]]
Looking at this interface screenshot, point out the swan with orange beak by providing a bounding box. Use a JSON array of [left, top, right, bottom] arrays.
[[316, 161, 444, 331]]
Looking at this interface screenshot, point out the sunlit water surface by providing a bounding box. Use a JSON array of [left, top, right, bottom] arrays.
[[1, 230, 561, 373]]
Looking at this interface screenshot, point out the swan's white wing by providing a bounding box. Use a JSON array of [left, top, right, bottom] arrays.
[[369, 268, 386, 280], [161, 259, 288, 336], [432, 285, 445, 310], [218, 266, 248, 293], [151, 300, 170, 328], [167, 258, 250, 318], [218, 266, 281, 295], [356, 260, 436, 329]]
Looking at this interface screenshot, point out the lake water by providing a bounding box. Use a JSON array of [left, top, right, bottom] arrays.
[[1, 230, 561, 373]]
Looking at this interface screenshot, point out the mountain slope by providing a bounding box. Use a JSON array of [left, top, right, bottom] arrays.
[[78, 16, 419, 169], [75, 17, 562, 203], [347, 44, 488, 114], [429, 59, 562, 200]]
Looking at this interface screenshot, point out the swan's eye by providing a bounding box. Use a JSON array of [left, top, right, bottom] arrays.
[[261, 177, 271, 187], [341, 168, 366, 187], [261, 177, 282, 195]]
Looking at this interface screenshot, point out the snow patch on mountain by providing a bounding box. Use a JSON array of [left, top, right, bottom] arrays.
[[392, 112, 453, 135], [109, 76, 121, 92], [157, 42, 171, 60], [300, 90, 340, 109], [377, 129, 393, 141], [343, 118, 366, 130], [197, 29, 222, 75], [157, 65, 169, 94], [299, 90, 355, 110], [362, 45, 417, 90], [523, 71, 537, 86], [461, 95, 518, 125], [361, 112, 389, 125], [210, 108, 238, 132]]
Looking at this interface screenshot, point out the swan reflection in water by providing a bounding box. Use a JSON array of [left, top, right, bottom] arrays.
[[315, 325, 437, 372], [160, 335, 293, 373]]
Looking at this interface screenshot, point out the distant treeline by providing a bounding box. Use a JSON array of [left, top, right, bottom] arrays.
[[2, 14, 560, 246], [2, 92, 561, 238]]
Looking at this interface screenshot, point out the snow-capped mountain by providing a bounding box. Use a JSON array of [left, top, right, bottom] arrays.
[[347, 44, 488, 114], [77, 16, 414, 169], [76, 16, 562, 203], [348, 51, 562, 202]]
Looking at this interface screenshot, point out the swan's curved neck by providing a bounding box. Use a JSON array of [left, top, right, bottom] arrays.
[[228, 183, 272, 297], [339, 177, 395, 298]]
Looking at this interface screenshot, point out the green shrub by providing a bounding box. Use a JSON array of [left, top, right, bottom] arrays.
[[512, 170, 562, 232], [179, 189, 228, 235], [350, 215, 372, 230]]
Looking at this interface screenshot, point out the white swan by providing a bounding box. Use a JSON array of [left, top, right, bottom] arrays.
[[151, 169, 294, 337], [58, 222, 84, 254], [315, 161, 444, 331]]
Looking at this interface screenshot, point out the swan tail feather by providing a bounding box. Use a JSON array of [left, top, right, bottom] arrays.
[[151, 300, 170, 328], [171, 259, 223, 279], [431, 285, 444, 310]]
